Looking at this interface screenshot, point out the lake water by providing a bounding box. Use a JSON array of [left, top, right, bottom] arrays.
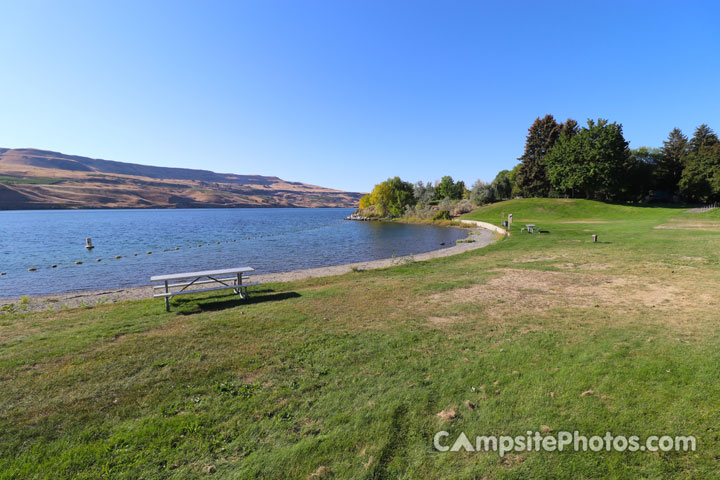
[[0, 208, 468, 298]]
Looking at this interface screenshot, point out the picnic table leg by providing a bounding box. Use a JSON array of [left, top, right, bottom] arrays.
[[236, 273, 243, 297], [164, 280, 170, 312]]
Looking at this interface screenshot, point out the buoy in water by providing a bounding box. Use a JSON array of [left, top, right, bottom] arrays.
[[97, 259, 102, 262], [51, 265, 57, 268], [1, 272, 6, 275], [28, 268, 37, 272], [147, 251, 152, 254], [85, 238, 95, 250], [115, 255, 122, 259], [75, 261, 83, 265]]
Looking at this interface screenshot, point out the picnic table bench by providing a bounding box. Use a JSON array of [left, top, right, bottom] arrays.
[[151, 267, 260, 311]]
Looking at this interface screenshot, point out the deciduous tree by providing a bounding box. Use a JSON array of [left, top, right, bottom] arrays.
[[470, 180, 495, 205], [545, 119, 630, 200], [625, 147, 660, 201], [491, 170, 513, 200], [358, 194, 371, 209], [435, 176, 464, 200], [366, 176, 416, 217]]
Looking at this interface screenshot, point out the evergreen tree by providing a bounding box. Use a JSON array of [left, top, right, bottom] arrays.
[[688, 124, 718, 153], [455, 180, 467, 199], [516, 115, 561, 197], [679, 125, 720, 202], [559, 118, 579, 138], [657, 128, 688, 194]]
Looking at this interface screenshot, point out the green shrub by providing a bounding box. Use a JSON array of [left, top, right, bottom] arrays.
[[432, 210, 451, 221]]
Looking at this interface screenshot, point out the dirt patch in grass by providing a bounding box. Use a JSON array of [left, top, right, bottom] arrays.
[[676, 256, 707, 262], [512, 255, 561, 263], [554, 263, 612, 271], [428, 268, 696, 322], [427, 316, 461, 327], [654, 219, 720, 231]]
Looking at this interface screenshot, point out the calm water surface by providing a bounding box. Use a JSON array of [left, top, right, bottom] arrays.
[[0, 208, 467, 297]]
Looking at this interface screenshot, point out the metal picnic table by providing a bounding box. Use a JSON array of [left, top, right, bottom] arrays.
[[150, 266, 259, 311]]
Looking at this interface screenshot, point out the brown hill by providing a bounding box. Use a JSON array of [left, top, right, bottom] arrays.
[[0, 148, 363, 209]]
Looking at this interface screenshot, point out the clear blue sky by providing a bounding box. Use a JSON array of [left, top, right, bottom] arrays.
[[1, 1, 718, 192]]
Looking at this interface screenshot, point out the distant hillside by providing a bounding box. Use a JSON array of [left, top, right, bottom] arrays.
[[0, 148, 363, 209]]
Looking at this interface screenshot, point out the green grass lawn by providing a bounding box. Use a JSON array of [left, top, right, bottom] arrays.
[[1, 199, 719, 479]]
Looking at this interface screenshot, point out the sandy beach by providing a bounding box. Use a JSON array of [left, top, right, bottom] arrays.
[[0, 223, 501, 312]]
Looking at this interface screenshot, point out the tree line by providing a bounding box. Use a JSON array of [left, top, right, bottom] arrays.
[[358, 115, 720, 218], [514, 115, 720, 203], [359, 176, 469, 218]]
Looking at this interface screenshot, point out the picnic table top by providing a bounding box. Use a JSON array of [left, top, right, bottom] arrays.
[[525, 223, 536, 227], [151, 266, 254, 282]]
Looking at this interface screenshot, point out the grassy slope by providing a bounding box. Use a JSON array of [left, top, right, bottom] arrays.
[[465, 197, 683, 221], [1, 199, 720, 479], [0, 175, 61, 185]]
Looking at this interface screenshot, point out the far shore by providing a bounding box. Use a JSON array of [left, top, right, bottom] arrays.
[[0, 223, 501, 312]]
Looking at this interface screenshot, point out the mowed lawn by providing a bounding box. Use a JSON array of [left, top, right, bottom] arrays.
[[1, 199, 719, 479]]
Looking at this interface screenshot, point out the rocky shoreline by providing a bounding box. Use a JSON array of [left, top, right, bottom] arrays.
[[344, 212, 373, 221], [0, 224, 501, 313]]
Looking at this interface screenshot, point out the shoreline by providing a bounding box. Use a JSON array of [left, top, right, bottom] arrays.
[[0, 205, 360, 212], [0, 222, 502, 312]]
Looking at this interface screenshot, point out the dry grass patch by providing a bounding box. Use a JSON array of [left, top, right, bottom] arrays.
[[554, 262, 612, 271], [676, 255, 708, 262], [428, 268, 711, 326], [512, 255, 561, 263], [427, 316, 462, 327], [654, 218, 720, 231]]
